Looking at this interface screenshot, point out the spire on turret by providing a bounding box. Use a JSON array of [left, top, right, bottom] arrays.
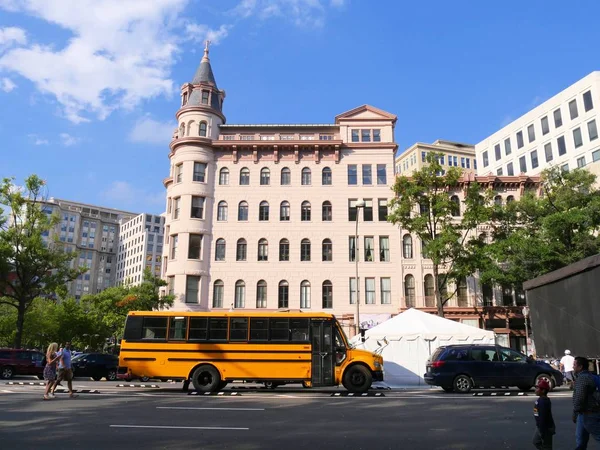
[[192, 39, 217, 87]]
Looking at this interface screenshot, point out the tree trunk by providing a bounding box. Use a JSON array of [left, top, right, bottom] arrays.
[[14, 302, 26, 349], [432, 264, 445, 317]]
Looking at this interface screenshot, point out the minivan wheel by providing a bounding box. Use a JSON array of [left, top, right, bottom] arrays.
[[191, 365, 221, 393], [1, 366, 14, 379], [535, 374, 554, 390], [453, 375, 473, 393]]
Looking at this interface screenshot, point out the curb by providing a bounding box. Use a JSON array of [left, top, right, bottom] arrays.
[[188, 391, 241, 396], [6, 382, 46, 386], [53, 389, 101, 394], [473, 392, 528, 396], [116, 384, 160, 388], [331, 392, 385, 397]]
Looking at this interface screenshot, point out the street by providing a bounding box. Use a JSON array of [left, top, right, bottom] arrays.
[[0, 379, 586, 449]]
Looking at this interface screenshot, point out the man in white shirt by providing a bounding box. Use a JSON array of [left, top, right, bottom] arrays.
[[560, 349, 575, 390]]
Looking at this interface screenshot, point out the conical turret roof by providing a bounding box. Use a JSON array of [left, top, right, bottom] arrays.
[[191, 41, 218, 87]]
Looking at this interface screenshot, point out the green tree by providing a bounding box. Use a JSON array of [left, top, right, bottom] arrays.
[[0, 176, 81, 348], [389, 152, 490, 317], [482, 166, 600, 286]]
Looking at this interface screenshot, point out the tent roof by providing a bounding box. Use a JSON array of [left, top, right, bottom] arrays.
[[361, 308, 494, 340]]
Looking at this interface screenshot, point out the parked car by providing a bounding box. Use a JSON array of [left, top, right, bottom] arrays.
[[424, 344, 564, 393], [71, 353, 119, 381], [0, 348, 45, 379]]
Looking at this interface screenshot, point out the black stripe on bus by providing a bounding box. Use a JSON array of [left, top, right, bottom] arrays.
[[122, 357, 157, 362], [121, 349, 312, 354], [167, 358, 310, 363]]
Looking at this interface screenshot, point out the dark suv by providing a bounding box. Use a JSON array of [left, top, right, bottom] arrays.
[[424, 344, 563, 393], [0, 349, 45, 379], [71, 353, 119, 381]]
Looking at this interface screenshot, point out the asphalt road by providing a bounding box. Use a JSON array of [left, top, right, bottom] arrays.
[[0, 379, 587, 450]]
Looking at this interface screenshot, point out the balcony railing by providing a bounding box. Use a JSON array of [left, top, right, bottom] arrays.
[[217, 133, 340, 141]]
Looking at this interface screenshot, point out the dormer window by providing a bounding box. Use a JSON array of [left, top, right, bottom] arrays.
[[199, 121, 207, 137], [182, 92, 188, 106], [201, 91, 209, 105]]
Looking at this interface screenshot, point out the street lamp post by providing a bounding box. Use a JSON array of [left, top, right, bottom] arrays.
[[522, 306, 530, 356], [354, 200, 366, 336]]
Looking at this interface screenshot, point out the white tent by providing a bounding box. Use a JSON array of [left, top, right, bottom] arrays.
[[351, 308, 495, 387]]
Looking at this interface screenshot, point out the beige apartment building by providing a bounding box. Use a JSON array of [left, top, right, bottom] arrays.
[[394, 140, 476, 176]]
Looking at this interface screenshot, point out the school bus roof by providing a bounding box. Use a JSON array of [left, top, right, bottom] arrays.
[[127, 310, 336, 319]]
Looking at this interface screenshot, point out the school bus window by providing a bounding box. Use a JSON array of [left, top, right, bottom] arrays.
[[270, 318, 289, 341], [169, 316, 187, 340], [230, 318, 248, 341], [250, 318, 268, 341], [209, 317, 228, 341], [290, 318, 309, 342], [188, 317, 208, 340], [142, 317, 167, 340]]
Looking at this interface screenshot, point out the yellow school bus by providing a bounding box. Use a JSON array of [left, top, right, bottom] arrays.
[[118, 310, 383, 393]]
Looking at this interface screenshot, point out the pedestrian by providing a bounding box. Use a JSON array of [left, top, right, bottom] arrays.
[[572, 356, 600, 449], [532, 378, 555, 449], [42, 342, 60, 400], [51, 341, 77, 398], [561, 349, 575, 390]]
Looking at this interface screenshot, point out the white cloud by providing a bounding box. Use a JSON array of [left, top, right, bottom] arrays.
[[35, 138, 49, 145], [0, 0, 230, 123], [101, 180, 165, 211], [330, 0, 345, 6], [232, 0, 341, 28], [0, 26, 27, 51], [60, 133, 81, 146], [129, 116, 176, 145], [185, 23, 231, 44], [1, 77, 16, 92]]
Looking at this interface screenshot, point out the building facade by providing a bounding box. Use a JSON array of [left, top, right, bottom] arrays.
[[476, 72, 600, 176], [41, 198, 137, 299], [116, 213, 165, 285], [395, 140, 476, 176]]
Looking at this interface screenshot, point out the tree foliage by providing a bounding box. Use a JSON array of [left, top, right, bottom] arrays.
[[0, 175, 82, 348], [389, 152, 490, 316]]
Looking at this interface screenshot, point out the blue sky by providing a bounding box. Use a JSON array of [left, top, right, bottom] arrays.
[[1, 0, 599, 214]]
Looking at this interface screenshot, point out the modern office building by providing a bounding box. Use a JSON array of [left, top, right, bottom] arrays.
[[476, 72, 600, 176], [161, 43, 401, 333], [394, 140, 476, 176], [116, 213, 166, 286], [41, 198, 137, 299]]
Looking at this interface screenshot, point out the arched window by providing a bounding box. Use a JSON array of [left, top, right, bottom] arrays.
[[280, 167, 291, 185], [424, 274, 435, 307], [300, 280, 311, 308], [239, 167, 250, 185], [300, 238, 311, 261], [404, 275, 415, 308], [506, 195, 515, 203], [280, 201, 290, 221], [236, 238, 247, 261], [322, 238, 332, 261], [187, 120, 195, 136], [234, 280, 245, 308], [450, 195, 460, 217], [322, 280, 333, 308], [259, 201, 269, 221], [179, 123, 185, 137], [322, 167, 332, 185], [256, 280, 267, 308], [199, 121, 207, 137], [494, 195, 502, 206], [212, 280, 224, 308], [278, 280, 289, 308], [219, 168, 229, 185], [457, 278, 468, 307], [279, 238, 289, 261], [301, 167, 311, 185], [479, 232, 488, 243], [402, 234, 413, 259], [258, 238, 268, 261], [260, 167, 270, 186], [217, 201, 228, 221], [301, 201, 311, 221], [201, 90, 209, 105], [238, 201, 248, 221], [215, 238, 226, 261], [419, 200, 429, 215], [322, 201, 332, 221]]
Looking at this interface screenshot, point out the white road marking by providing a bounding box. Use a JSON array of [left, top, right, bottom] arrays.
[[110, 425, 249, 431], [157, 406, 265, 411]]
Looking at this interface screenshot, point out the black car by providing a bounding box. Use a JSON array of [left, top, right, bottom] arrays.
[[71, 353, 119, 381], [424, 344, 564, 393]]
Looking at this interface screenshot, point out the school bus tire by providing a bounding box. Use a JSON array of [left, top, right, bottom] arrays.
[[191, 364, 221, 393], [342, 364, 372, 393]]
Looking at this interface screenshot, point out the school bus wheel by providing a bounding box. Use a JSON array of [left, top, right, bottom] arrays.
[[342, 364, 372, 393], [191, 364, 221, 393]]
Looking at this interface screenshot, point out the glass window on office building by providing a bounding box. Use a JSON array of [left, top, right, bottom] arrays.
[[504, 138, 512, 156], [507, 162, 514, 176], [593, 150, 600, 163], [541, 116, 550, 135], [527, 124, 536, 143], [362, 165, 372, 185], [494, 144, 501, 161], [516, 130, 524, 148], [583, 90, 594, 112], [351, 129, 359, 142], [365, 278, 376, 304], [554, 108, 563, 128], [482, 151, 489, 167], [544, 143, 553, 162], [530, 150, 539, 169], [557, 136, 567, 156], [377, 164, 387, 184], [186, 276, 200, 303], [577, 156, 586, 168], [193, 162, 206, 182], [588, 120, 598, 141], [569, 99, 579, 120], [573, 127, 583, 148], [347, 165, 357, 185], [519, 156, 527, 173]]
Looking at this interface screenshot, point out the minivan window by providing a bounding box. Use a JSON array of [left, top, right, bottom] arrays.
[[470, 347, 498, 362], [442, 348, 469, 361], [500, 348, 526, 363]]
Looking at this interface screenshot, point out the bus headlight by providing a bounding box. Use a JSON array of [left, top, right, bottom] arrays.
[[374, 361, 381, 369]]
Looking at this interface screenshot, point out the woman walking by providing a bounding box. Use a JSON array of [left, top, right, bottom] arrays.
[[43, 342, 59, 400]]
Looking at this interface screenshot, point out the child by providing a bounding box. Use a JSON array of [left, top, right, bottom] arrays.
[[532, 379, 556, 449]]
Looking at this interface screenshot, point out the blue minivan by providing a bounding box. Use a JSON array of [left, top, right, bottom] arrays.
[[424, 344, 563, 393]]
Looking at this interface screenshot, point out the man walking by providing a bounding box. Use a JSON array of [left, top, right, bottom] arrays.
[[52, 341, 77, 398], [561, 350, 575, 390], [573, 356, 600, 449]]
